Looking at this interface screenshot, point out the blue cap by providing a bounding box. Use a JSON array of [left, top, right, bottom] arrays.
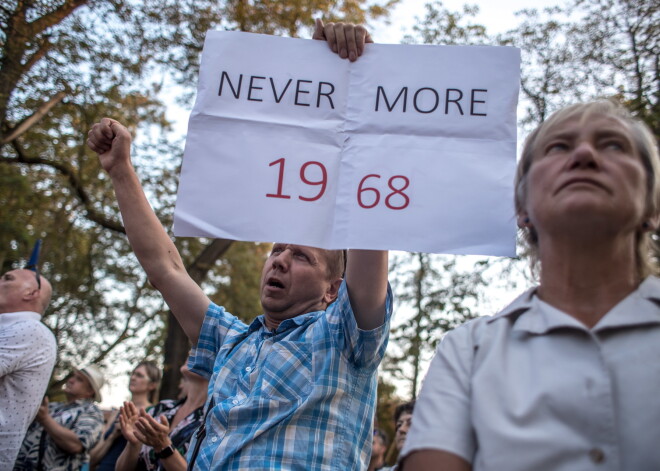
[[26, 239, 41, 271]]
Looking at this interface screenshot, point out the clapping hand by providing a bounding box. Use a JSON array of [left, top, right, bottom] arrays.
[[118, 401, 142, 444], [134, 409, 172, 453]]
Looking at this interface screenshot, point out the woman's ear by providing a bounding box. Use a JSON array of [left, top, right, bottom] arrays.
[[642, 213, 660, 232], [517, 212, 532, 229]]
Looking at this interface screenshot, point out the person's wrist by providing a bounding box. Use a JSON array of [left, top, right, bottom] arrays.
[[107, 160, 134, 180], [154, 444, 175, 460], [153, 439, 172, 454], [39, 414, 54, 428]]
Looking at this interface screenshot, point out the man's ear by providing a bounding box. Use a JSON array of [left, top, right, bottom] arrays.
[[324, 278, 342, 305], [22, 286, 39, 303]]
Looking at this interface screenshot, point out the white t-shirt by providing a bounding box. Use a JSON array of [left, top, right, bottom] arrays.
[[401, 276, 660, 471], [0, 311, 57, 467]]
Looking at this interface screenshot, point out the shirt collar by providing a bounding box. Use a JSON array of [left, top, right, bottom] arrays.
[[488, 276, 660, 334], [55, 398, 94, 410], [593, 276, 660, 331], [247, 310, 324, 334], [0, 311, 42, 325]]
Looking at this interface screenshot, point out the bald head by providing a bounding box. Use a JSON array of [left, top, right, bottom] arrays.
[[0, 269, 52, 315]]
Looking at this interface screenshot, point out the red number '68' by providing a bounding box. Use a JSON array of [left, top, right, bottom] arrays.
[[357, 174, 410, 210]]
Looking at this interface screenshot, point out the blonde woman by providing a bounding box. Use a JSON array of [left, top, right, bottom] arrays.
[[90, 361, 161, 470], [401, 101, 660, 470]]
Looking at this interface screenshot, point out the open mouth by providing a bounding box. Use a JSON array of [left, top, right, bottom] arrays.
[[267, 278, 284, 289]]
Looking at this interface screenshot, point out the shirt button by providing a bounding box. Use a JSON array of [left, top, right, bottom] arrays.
[[589, 448, 605, 464], [211, 437, 218, 443], [232, 399, 238, 405], [245, 366, 252, 372]]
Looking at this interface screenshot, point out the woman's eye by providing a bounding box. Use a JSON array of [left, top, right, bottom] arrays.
[[604, 141, 624, 151], [545, 142, 569, 154]]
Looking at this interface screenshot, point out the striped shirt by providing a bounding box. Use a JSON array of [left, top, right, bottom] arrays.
[[188, 280, 393, 470], [15, 399, 104, 470]]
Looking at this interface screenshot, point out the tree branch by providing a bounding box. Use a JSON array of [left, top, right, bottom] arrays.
[[4, 142, 126, 234], [49, 279, 159, 392], [187, 238, 234, 283], [28, 0, 90, 37], [1, 90, 67, 145]]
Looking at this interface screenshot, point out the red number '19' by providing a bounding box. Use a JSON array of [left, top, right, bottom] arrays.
[[298, 161, 327, 201], [385, 175, 410, 210], [357, 174, 381, 208]]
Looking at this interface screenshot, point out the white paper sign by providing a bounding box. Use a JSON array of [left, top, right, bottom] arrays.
[[173, 31, 521, 256]]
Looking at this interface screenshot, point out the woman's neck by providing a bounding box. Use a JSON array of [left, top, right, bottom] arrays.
[[537, 233, 641, 328], [131, 392, 151, 409]]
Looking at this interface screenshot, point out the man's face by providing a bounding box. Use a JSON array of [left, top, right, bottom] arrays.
[[260, 243, 340, 328], [394, 412, 413, 452], [371, 433, 387, 460], [0, 269, 38, 312], [64, 370, 95, 401]]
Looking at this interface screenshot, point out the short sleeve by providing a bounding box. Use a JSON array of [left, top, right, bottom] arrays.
[[189, 303, 248, 379], [326, 280, 393, 370], [73, 405, 104, 451], [399, 322, 477, 463]]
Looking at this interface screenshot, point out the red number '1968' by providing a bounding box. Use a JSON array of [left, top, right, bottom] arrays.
[[267, 158, 410, 210]]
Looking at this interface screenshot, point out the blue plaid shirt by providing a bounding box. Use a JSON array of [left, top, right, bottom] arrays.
[[188, 280, 392, 470]]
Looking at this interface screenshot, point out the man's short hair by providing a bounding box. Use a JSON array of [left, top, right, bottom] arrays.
[[321, 249, 346, 280]]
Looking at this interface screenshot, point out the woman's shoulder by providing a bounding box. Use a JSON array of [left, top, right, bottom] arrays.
[[149, 398, 183, 416]]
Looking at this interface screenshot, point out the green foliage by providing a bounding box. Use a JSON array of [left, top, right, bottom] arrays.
[[498, 7, 585, 126], [373, 374, 401, 464], [569, 0, 658, 137], [403, 1, 487, 45], [498, 0, 658, 133], [385, 253, 486, 399], [210, 242, 271, 321]]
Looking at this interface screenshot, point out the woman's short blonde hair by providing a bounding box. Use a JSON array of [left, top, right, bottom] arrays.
[[514, 100, 660, 278]]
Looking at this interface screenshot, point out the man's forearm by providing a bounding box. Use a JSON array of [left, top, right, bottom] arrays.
[[345, 249, 389, 330], [108, 161, 209, 344], [41, 416, 84, 454], [108, 163, 185, 288], [88, 120, 209, 345]]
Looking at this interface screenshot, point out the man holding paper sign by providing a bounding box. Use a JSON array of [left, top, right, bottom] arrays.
[[87, 22, 391, 471]]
